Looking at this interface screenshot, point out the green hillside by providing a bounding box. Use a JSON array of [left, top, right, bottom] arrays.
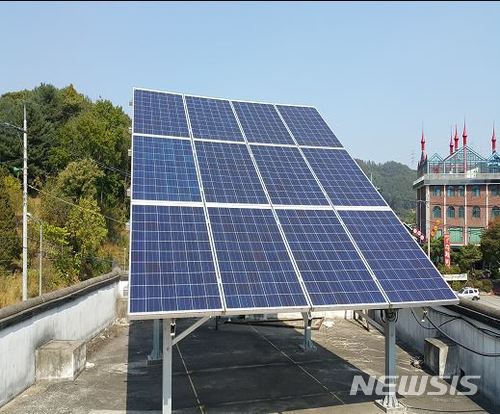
[[356, 159, 416, 223], [0, 84, 130, 305]]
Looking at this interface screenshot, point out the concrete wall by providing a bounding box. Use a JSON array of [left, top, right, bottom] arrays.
[[372, 307, 500, 406], [0, 275, 121, 407]]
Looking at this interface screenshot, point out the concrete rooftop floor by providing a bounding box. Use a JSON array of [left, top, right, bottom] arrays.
[[0, 316, 496, 414]]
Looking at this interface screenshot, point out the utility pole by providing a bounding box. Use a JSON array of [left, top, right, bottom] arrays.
[[1, 107, 29, 301], [22, 105, 28, 301]]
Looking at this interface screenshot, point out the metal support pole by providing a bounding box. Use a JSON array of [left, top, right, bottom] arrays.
[[377, 309, 401, 411], [301, 312, 315, 351], [162, 318, 174, 414], [22, 105, 28, 301], [38, 223, 42, 296], [148, 319, 163, 363]]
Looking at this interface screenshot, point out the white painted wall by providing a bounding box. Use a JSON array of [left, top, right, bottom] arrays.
[[373, 307, 500, 406], [0, 282, 119, 407]]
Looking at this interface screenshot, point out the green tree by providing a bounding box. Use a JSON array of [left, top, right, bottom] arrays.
[[51, 100, 130, 237], [0, 84, 90, 184], [67, 198, 108, 280], [455, 244, 482, 274], [480, 219, 500, 278], [55, 158, 104, 201], [0, 174, 20, 268], [430, 236, 444, 265], [2, 174, 22, 215], [41, 159, 104, 227]]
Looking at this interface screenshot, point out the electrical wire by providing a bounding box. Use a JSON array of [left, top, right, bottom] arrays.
[[431, 307, 500, 338], [27, 184, 126, 224], [410, 309, 500, 357]]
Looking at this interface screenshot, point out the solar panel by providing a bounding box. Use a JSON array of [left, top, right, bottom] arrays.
[[277, 209, 387, 307], [133, 89, 189, 137], [129, 205, 222, 314], [185, 96, 244, 142], [129, 87, 458, 319], [232, 101, 295, 145], [251, 145, 329, 206], [339, 210, 457, 304], [303, 148, 387, 206], [132, 136, 201, 202], [276, 105, 342, 148], [209, 207, 308, 310], [195, 141, 268, 204]]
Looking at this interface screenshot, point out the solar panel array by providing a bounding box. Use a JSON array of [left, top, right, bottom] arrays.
[[129, 88, 458, 319]]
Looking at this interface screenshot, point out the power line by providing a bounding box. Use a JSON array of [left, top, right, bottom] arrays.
[[27, 184, 126, 224], [410, 309, 500, 357], [431, 307, 500, 339]]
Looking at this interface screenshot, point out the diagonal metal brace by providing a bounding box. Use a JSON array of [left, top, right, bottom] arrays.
[[172, 316, 210, 346]]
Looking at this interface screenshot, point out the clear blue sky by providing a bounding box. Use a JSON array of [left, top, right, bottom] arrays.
[[1, 1, 499, 167]]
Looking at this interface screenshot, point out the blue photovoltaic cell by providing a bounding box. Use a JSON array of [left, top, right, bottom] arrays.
[[277, 105, 342, 147], [251, 145, 328, 206], [303, 148, 387, 206], [132, 136, 201, 202], [133, 89, 189, 137], [209, 207, 308, 310], [278, 209, 387, 306], [232, 101, 295, 144], [339, 210, 458, 303], [185, 96, 244, 141], [195, 141, 268, 204], [129, 205, 222, 313]]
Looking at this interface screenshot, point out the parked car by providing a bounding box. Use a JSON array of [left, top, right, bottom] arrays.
[[456, 287, 480, 301]]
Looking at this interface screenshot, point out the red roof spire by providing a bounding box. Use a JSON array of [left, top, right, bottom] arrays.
[[462, 119, 468, 146], [449, 131, 454, 155], [454, 125, 459, 151], [418, 127, 427, 165], [493, 124, 497, 153]]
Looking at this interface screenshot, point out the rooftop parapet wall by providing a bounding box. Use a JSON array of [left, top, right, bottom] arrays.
[[0, 268, 125, 408], [371, 303, 500, 407]]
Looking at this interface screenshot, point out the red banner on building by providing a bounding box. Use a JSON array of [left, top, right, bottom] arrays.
[[444, 234, 451, 267]]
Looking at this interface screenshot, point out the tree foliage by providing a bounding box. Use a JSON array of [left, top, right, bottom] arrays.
[[0, 170, 21, 268], [455, 245, 482, 274], [0, 84, 91, 184], [41, 159, 104, 227], [356, 159, 416, 220], [67, 198, 108, 280], [0, 83, 129, 290], [480, 219, 500, 278], [430, 236, 444, 266]]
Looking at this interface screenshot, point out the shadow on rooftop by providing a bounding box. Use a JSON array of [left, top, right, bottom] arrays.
[[125, 317, 381, 413]]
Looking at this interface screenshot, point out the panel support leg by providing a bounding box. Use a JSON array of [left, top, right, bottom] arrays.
[[148, 319, 162, 364], [376, 309, 403, 412], [162, 318, 174, 414], [301, 312, 316, 351]]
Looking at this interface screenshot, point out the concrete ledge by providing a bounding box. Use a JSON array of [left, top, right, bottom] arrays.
[[36, 340, 86, 381], [424, 337, 459, 377], [0, 268, 123, 330]]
